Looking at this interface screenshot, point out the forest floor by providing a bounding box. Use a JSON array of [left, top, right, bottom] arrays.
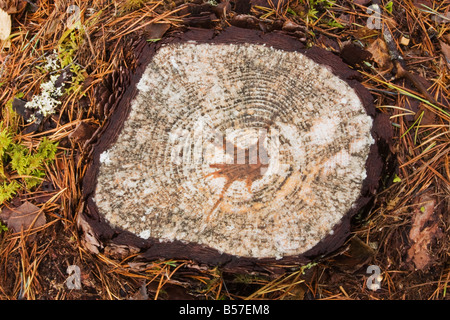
[[0, 0, 449, 300]]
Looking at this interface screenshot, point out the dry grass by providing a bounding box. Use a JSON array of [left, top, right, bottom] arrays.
[[0, 0, 449, 300]]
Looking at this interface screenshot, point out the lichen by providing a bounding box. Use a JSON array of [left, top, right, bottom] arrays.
[[24, 53, 64, 122], [94, 42, 374, 259]]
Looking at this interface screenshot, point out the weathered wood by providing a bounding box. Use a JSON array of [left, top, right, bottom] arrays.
[[79, 26, 393, 272]]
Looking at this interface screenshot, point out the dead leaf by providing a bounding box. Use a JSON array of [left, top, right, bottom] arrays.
[[77, 210, 102, 254], [11, 97, 43, 133], [282, 20, 305, 33], [413, 0, 433, 9], [353, 0, 371, 5], [0, 0, 26, 14], [104, 243, 140, 260], [331, 237, 375, 273], [128, 262, 149, 272], [283, 284, 306, 300], [406, 195, 441, 270], [416, 103, 437, 125], [0, 8, 11, 41], [44, 15, 63, 37], [439, 40, 450, 68], [68, 121, 99, 142], [432, 12, 450, 24], [367, 38, 394, 73], [0, 201, 46, 234], [231, 14, 261, 30], [144, 23, 170, 41]]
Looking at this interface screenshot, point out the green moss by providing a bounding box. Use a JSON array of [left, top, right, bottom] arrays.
[[0, 220, 8, 234], [0, 123, 58, 203], [298, 0, 340, 25], [120, 0, 149, 13], [0, 181, 20, 203], [58, 28, 86, 96]]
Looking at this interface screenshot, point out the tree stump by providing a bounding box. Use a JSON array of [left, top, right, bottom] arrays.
[[80, 27, 392, 271]]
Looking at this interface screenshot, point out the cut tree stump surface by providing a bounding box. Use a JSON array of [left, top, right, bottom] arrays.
[[80, 27, 392, 271]]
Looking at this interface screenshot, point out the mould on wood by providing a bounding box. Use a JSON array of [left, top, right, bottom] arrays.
[[80, 27, 392, 271]]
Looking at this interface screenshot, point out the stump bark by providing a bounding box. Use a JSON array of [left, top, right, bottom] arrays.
[[80, 26, 392, 271]]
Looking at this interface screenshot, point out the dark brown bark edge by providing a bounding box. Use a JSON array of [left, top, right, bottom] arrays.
[[79, 26, 393, 273]]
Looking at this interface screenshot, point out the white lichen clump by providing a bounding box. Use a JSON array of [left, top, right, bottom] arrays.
[[94, 43, 375, 259], [25, 51, 63, 122]]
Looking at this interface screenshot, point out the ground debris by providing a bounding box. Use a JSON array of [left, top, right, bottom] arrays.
[[353, 0, 371, 5], [328, 236, 375, 273], [340, 42, 372, 67], [68, 121, 99, 143], [366, 38, 394, 73], [104, 243, 140, 261], [406, 194, 442, 271], [0, 201, 46, 236], [439, 40, 450, 68], [143, 22, 170, 41]]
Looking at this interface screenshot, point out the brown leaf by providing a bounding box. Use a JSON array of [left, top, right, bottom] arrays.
[[413, 0, 433, 9], [283, 284, 306, 300], [432, 12, 450, 24], [331, 237, 375, 273], [230, 14, 260, 30], [439, 40, 450, 68], [416, 103, 437, 125], [44, 15, 63, 37], [0, 0, 26, 14], [103, 243, 140, 260], [406, 195, 441, 270], [77, 212, 102, 254], [353, 0, 371, 5], [366, 38, 393, 73], [144, 23, 170, 41], [0, 201, 46, 234], [282, 20, 305, 33], [68, 121, 99, 143], [0, 8, 11, 41]]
